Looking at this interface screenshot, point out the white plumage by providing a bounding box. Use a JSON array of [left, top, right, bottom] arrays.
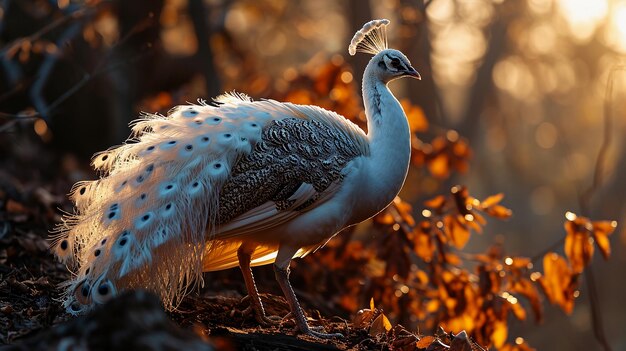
[[52, 19, 420, 338]]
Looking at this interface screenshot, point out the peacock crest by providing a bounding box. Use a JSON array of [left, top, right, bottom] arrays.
[[348, 18, 390, 56]]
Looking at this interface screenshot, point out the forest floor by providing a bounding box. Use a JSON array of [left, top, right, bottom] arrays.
[[0, 174, 480, 351]]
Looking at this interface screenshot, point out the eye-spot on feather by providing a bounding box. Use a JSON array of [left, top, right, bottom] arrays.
[[187, 180, 203, 197], [69, 301, 83, 314], [146, 164, 154, 173], [217, 132, 237, 148], [160, 140, 177, 151], [54, 237, 73, 263], [115, 180, 129, 193], [196, 135, 211, 149], [101, 238, 107, 245], [94, 249, 101, 257], [74, 280, 92, 305], [135, 193, 148, 207], [181, 109, 198, 118], [146, 146, 155, 152], [112, 231, 131, 260], [207, 160, 227, 179], [81, 283, 91, 297], [135, 212, 154, 230], [207, 117, 221, 125], [104, 203, 121, 222], [162, 202, 175, 218], [134, 175, 146, 186], [179, 143, 195, 157], [98, 283, 110, 295], [159, 182, 177, 197], [104, 204, 121, 222], [92, 279, 116, 304]]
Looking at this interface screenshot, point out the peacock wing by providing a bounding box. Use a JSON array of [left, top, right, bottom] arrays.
[[203, 111, 369, 271], [51, 92, 367, 314]]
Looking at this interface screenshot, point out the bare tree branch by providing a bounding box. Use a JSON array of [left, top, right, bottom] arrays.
[[28, 22, 83, 121], [188, 0, 221, 98], [579, 66, 626, 215]]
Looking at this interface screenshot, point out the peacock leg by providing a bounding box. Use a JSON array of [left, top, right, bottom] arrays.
[[237, 244, 281, 326], [273, 246, 343, 338]]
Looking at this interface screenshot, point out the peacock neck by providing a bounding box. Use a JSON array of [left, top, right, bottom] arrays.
[[354, 71, 411, 219]]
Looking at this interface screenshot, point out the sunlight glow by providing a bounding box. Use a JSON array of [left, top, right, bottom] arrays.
[[604, 2, 626, 53], [557, 0, 608, 42]]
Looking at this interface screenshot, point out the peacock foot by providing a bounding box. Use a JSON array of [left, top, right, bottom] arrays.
[[235, 295, 283, 327]]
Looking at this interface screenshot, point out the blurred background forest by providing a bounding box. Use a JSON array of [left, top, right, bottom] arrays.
[[0, 0, 625, 350]]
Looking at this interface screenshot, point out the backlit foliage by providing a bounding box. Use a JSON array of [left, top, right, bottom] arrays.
[[260, 54, 618, 349]]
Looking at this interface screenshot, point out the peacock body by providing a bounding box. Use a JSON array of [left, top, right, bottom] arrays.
[[52, 19, 420, 337]]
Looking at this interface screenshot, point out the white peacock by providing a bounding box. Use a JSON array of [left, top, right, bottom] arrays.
[[52, 18, 421, 338]]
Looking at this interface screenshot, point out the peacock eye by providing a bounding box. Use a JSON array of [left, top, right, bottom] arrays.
[[391, 59, 402, 69]]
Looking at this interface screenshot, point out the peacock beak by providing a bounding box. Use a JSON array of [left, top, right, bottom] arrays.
[[405, 66, 421, 80]]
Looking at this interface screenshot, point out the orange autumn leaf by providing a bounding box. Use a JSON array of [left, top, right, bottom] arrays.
[[416, 335, 436, 348], [353, 308, 375, 329], [424, 195, 446, 210], [485, 204, 513, 219], [491, 320, 508, 348], [538, 253, 577, 314], [592, 220, 617, 259], [445, 252, 462, 266], [374, 211, 395, 225], [481, 193, 504, 208], [509, 278, 543, 322], [369, 313, 392, 336], [564, 219, 594, 273], [285, 89, 313, 105], [509, 298, 527, 321], [472, 211, 487, 226], [445, 216, 471, 249], [428, 153, 450, 179], [394, 197, 416, 226], [401, 99, 429, 133], [415, 224, 435, 262]]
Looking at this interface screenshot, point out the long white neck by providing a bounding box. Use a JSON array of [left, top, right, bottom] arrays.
[[352, 65, 411, 220]]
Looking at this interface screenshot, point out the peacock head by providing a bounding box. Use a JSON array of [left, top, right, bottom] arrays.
[[349, 19, 421, 83]]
